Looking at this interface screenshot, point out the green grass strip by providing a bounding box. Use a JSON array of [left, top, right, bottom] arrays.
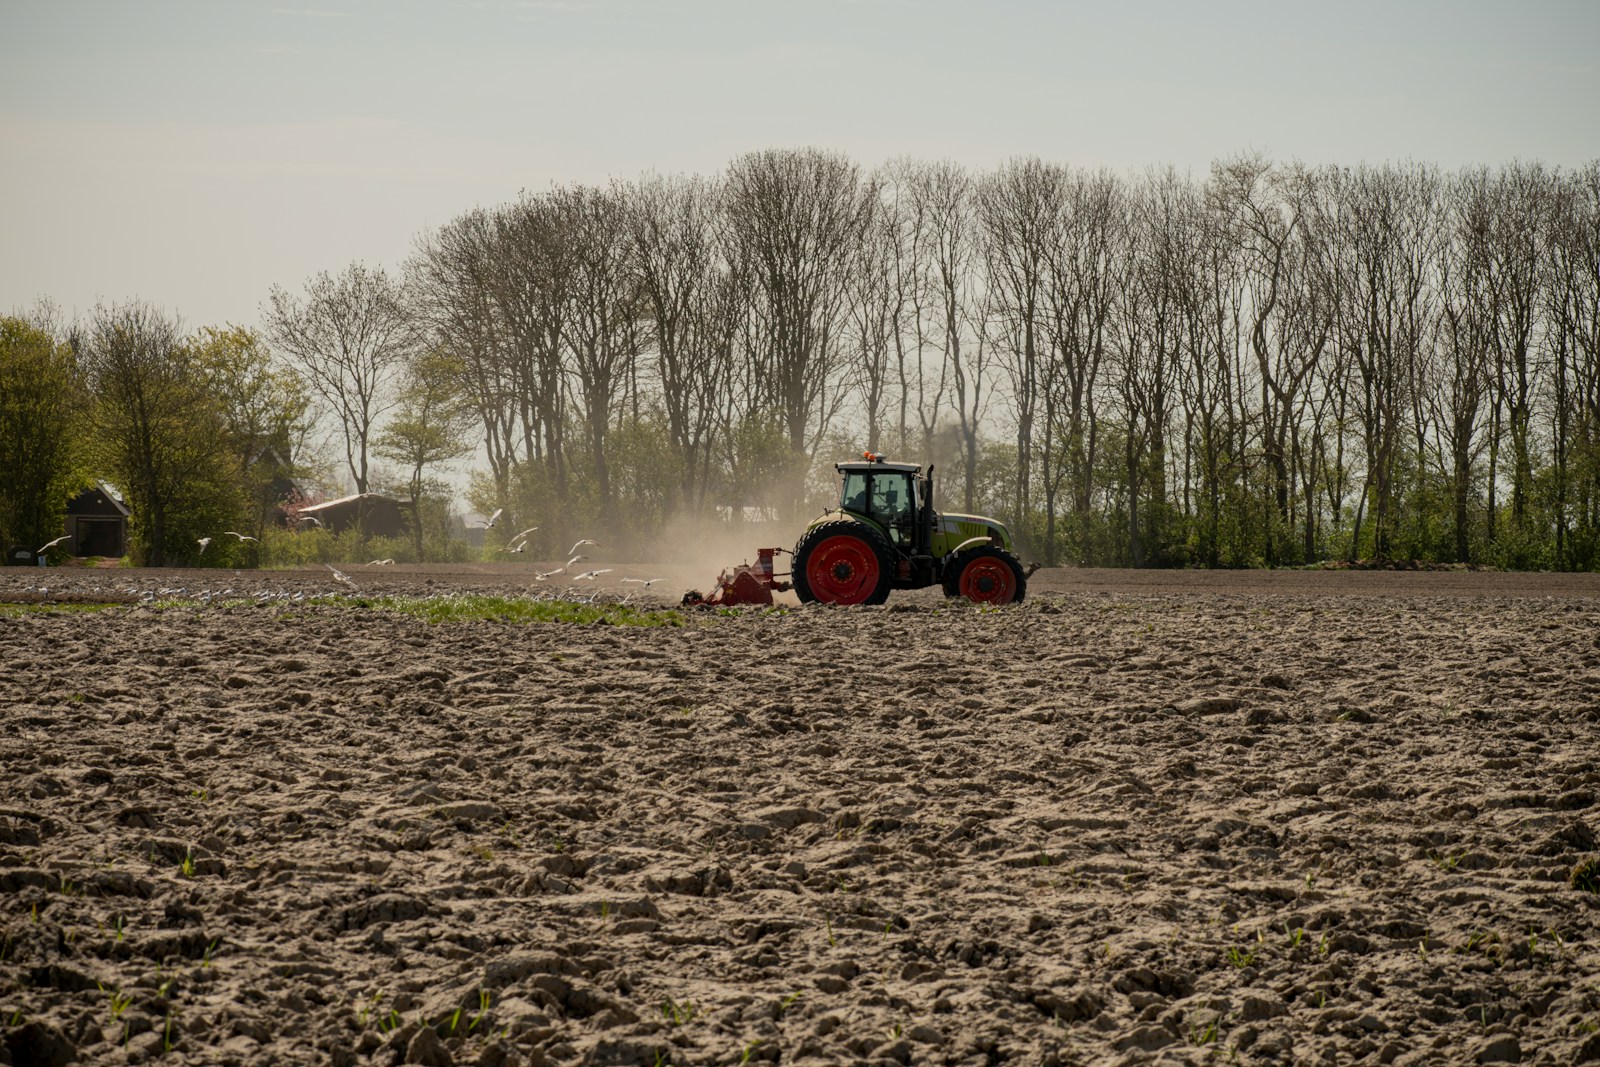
[[312, 593, 690, 627], [0, 601, 123, 616]]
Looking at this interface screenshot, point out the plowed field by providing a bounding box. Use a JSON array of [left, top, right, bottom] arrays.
[[3, 564, 1598, 1066]]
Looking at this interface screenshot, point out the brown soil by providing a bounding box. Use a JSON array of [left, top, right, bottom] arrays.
[[2, 564, 1599, 1066]]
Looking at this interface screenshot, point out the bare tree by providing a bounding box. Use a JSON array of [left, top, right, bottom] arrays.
[[555, 183, 643, 529], [1277, 168, 1344, 562], [875, 161, 935, 459], [844, 194, 906, 453], [978, 158, 1066, 537], [1184, 176, 1255, 567], [627, 174, 739, 513], [1211, 155, 1331, 564], [410, 209, 516, 502], [1041, 167, 1125, 563], [1430, 170, 1498, 562], [1109, 168, 1195, 565], [725, 148, 877, 505], [492, 194, 576, 505], [263, 263, 412, 495], [1482, 163, 1553, 538], [902, 161, 981, 501], [1544, 162, 1600, 566], [1325, 163, 1444, 559]]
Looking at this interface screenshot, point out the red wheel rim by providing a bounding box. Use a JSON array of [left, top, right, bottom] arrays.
[[805, 535, 880, 604], [959, 557, 1015, 604]]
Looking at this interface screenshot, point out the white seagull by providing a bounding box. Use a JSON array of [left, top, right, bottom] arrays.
[[567, 539, 598, 556], [621, 577, 666, 587], [366, 558, 395, 566], [507, 542, 527, 554], [511, 526, 539, 541], [565, 554, 587, 568], [573, 568, 612, 581], [37, 535, 70, 553], [225, 531, 258, 543], [477, 508, 504, 529], [197, 537, 212, 554], [326, 563, 359, 590], [532, 567, 564, 580]]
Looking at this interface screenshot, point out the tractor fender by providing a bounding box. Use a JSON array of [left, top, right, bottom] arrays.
[[946, 535, 996, 558]]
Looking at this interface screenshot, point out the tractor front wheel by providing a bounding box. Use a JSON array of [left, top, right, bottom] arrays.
[[943, 546, 1027, 605], [792, 520, 893, 606]]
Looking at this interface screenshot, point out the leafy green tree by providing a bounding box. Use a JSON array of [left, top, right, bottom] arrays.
[[79, 303, 243, 566], [719, 411, 805, 519], [189, 325, 311, 539], [375, 348, 475, 560], [604, 412, 684, 554], [0, 314, 86, 561]]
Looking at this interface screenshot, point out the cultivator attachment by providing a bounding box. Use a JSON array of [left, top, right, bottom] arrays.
[[681, 548, 791, 608]]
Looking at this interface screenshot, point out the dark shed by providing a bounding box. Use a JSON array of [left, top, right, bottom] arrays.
[[64, 482, 130, 558]]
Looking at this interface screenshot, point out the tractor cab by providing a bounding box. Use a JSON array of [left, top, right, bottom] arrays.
[[837, 456, 928, 553]]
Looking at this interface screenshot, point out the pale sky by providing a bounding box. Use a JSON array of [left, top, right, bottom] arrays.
[[3, 0, 1597, 333]]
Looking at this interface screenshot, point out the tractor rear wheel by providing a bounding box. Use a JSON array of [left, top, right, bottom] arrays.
[[792, 520, 893, 606], [943, 545, 1027, 605]]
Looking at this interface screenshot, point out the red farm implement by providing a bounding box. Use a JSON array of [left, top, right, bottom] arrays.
[[681, 548, 791, 608]]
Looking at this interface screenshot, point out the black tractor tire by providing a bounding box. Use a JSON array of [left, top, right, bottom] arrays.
[[942, 545, 1028, 605], [792, 519, 895, 606]]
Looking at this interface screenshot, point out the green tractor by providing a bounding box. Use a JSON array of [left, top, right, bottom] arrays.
[[791, 453, 1032, 606]]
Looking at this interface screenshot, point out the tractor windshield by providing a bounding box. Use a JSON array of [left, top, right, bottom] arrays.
[[871, 475, 912, 527], [840, 469, 918, 547]]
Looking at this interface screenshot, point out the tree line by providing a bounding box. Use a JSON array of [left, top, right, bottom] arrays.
[[0, 308, 309, 566], [4, 149, 1597, 569], [406, 150, 1600, 569]]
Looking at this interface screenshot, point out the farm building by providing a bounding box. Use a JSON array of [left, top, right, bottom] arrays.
[[294, 493, 409, 539], [64, 482, 129, 558]]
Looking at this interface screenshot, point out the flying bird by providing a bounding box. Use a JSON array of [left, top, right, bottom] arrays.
[[326, 563, 358, 590], [511, 526, 539, 541], [477, 508, 504, 528], [567, 539, 597, 556], [366, 558, 395, 566], [621, 577, 666, 587], [573, 569, 612, 581], [299, 514, 323, 527], [197, 537, 212, 554], [565, 554, 587, 568], [37, 535, 70, 553], [225, 531, 258, 543], [532, 567, 564, 580], [507, 542, 527, 554]]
